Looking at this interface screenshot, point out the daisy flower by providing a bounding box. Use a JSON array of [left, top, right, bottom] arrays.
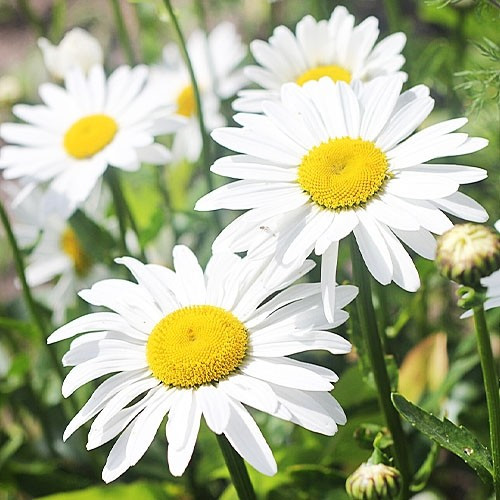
[[48, 245, 356, 482], [3, 182, 109, 323], [195, 75, 488, 320], [0, 64, 181, 218], [153, 21, 246, 162], [233, 6, 406, 112]]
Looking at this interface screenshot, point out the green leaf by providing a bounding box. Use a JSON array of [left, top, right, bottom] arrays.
[[38, 480, 186, 500], [69, 210, 116, 264], [0, 317, 36, 337], [392, 393, 493, 483]]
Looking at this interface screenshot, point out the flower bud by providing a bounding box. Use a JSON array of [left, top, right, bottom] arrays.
[[346, 463, 402, 500], [38, 28, 103, 80], [436, 223, 500, 288]]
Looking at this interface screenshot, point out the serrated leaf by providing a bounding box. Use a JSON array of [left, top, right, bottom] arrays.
[[392, 393, 493, 484]]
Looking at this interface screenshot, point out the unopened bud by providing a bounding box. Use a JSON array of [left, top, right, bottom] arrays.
[[436, 223, 500, 288], [346, 462, 402, 500]]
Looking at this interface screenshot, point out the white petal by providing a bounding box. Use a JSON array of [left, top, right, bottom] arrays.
[[240, 357, 333, 391], [353, 211, 393, 285], [392, 227, 437, 259], [432, 192, 488, 223], [173, 245, 206, 304], [167, 393, 202, 477], [223, 400, 277, 476], [321, 241, 339, 323], [196, 385, 230, 434], [385, 172, 459, 200]]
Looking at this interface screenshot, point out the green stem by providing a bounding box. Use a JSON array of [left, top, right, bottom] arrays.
[[155, 166, 179, 242], [216, 434, 256, 500], [472, 304, 500, 497], [0, 199, 78, 420], [110, 0, 136, 65], [350, 238, 411, 497], [49, 0, 66, 42], [161, 0, 223, 231], [16, 0, 45, 36], [382, 0, 402, 34], [105, 169, 146, 260]]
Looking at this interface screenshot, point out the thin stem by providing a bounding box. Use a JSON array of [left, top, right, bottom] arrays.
[[382, 0, 401, 34], [155, 166, 180, 242], [216, 434, 256, 500], [473, 304, 500, 496], [162, 0, 223, 231], [0, 199, 78, 420], [16, 0, 45, 37], [49, 0, 66, 42], [110, 0, 136, 65], [350, 238, 411, 497], [105, 169, 146, 260]]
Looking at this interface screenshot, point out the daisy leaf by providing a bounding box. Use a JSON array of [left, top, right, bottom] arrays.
[[392, 393, 493, 484]]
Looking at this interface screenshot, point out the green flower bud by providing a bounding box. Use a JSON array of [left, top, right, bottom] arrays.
[[346, 463, 402, 500], [436, 223, 500, 288]]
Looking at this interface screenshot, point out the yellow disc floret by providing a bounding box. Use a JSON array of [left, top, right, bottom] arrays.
[[298, 137, 390, 210], [60, 227, 92, 276], [176, 85, 196, 118], [64, 114, 118, 159], [296, 65, 351, 86], [146, 305, 248, 389]]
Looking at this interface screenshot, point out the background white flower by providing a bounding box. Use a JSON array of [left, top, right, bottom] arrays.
[[196, 76, 488, 320], [151, 21, 247, 162], [48, 246, 356, 482], [234, 6, 406, 112], [0, 64, 182, 218], [38, 27, 104, 80], [3, 181, 109, 323]]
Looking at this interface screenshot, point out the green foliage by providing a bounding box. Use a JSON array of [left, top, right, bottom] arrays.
[[392, 393, 493, 484]]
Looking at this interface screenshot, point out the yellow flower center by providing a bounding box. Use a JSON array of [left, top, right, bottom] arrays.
[[176, 85, 196, 118], [146, 305, 248, 389], [60, 227, 92, 276], [296, 65, 351, 86], [63, 114, 118, 159], [297, 137, 390, 210]]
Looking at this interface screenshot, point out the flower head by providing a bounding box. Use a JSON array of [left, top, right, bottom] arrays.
[[436, 223, 500, 288], [0, 65, 182, 218], [234, 7, 406, 112], [38, 28, 103, 80], [48, 245, 356, 482], [196, 75, 488, 320], [346, 462, 402, 500], [152, 22, 247, 162]]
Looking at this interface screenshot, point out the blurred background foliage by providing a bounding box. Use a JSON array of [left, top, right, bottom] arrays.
[[0, 0, 499, 499]]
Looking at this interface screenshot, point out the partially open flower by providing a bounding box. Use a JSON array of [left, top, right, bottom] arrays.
[[346, 462, 402, 500], [436, 223, 500, 288], [38, 28, 103, 80]]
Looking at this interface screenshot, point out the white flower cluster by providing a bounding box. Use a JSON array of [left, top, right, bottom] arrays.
[[0, 5, 493, 484]]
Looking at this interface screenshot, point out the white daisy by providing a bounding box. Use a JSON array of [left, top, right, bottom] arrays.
[[462, 220, 500, 318], [195, 75, 489, 321], [153, 21, 246, 162], [3, 181, 109, 323], [48, 245, 356, 482], [233, 6, 406, 112], [0, 64, 181, 218]]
